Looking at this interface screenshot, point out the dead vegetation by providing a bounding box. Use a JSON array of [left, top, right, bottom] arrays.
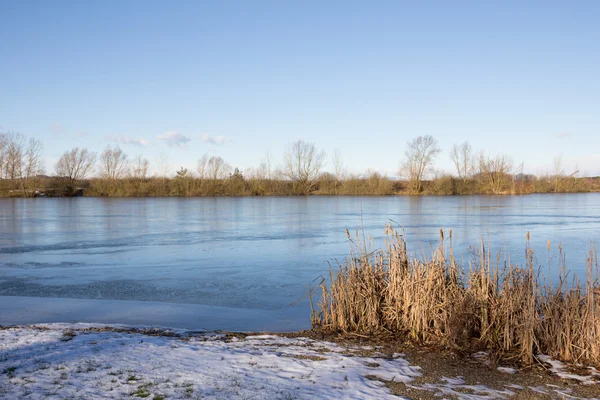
[[313, 225, 600, 368]]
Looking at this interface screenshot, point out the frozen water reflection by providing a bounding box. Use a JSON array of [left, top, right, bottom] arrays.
[[1, 195, 599, 331]]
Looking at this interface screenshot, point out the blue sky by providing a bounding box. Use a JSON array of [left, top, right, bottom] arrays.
[[1, 0, 599, 177]]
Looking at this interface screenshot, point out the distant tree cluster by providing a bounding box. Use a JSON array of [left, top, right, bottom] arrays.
[[55, 147, 96, 188], [0, 130, 596, 197], [0, 132, 44, 196]]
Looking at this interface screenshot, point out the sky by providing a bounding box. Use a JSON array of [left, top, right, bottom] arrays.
[[1, 0, 599, 177]]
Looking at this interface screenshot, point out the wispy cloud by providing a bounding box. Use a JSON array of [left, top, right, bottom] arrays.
[[157, 131, 191, 149], [202, 134, 232, 145], [106, 134, 148, 148], [556, 132, 574, 138]]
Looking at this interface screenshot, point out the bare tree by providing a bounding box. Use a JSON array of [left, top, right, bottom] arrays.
[[130, 155, 150, 180], [399, 135, 441, 193], [55, 147, 97, 186], [478, 152, 513, 194], [262, 151, 273, 180], [450, 141, 474, 182], [3, 132, 26, 183], [0, 133, 44, 195], [20, 138, 44, 195], [254, 152, 274, 193], [552, 154, 564, 193], [207, 156, 231, 180], [283, 140, 326, 194], [196, 154, 209, 179], [512, 161, 524, 194], [251, 164, 266, 181], [332, 149, 345, 194], [0, 133, 7, 179], [156, 153, 171, 186], [99, 146, 129, 181]]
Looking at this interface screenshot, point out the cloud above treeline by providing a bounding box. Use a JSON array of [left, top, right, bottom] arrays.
[[157, 131, 191, 149], [107, 135, 149, 147], [202, 134, 231, 145]]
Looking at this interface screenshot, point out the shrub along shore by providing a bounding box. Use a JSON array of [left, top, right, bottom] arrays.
[[1, 173, 599, 198], [312, 226, 600, 368]]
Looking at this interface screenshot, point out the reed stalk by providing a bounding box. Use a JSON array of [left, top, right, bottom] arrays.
[[313, 225, 600, 367]]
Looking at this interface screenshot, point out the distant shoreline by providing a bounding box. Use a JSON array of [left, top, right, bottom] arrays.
[[1, 184, 599, 199], [2, 168, 600, 198]]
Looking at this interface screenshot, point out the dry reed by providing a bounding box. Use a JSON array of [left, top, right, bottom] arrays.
[[313, 225, 600, 367]]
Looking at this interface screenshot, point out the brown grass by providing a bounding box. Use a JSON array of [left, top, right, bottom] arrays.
[[313, 225, 600, 367], [2, 174, 599, 197]]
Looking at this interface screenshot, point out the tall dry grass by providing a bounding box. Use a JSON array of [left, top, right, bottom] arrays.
[[313, 225, 600, 367]]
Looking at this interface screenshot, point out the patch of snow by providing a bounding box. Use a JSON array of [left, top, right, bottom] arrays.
[[504, 384, 524, 390], [529, 385, 550, 394], [528, 384, 588, 399], [442, 376, 468, 385], [538, 354, 598, 384], [497, 367, 517, 374], [0, 325, 420, 399], [412, 376, 516, 399]]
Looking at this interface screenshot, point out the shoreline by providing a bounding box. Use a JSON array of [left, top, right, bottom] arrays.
[[0, 295, 308, 333], [2, 191, 600, 199], [1, 323, 599, 399]]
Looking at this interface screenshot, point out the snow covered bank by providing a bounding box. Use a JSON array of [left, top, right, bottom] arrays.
[[0, 324, 419, 399], [0, 324, 598, 399]]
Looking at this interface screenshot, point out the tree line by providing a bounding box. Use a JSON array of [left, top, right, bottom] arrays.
[[0, 131, 597, 197]]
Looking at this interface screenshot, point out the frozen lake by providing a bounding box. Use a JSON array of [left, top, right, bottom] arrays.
[[1, 195, 599, 331]]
